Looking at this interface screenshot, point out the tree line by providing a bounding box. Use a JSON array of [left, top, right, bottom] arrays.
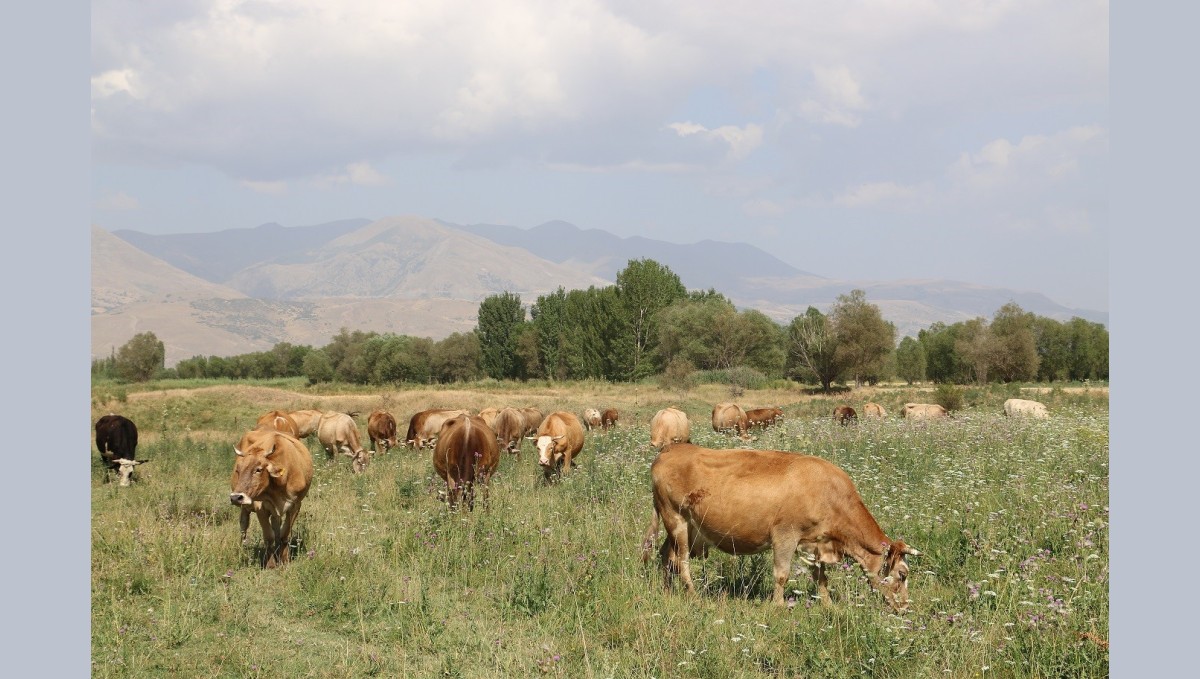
[[92, 258, 1108, 388]]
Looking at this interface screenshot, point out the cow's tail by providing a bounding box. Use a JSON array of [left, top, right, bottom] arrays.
[[457, 418, 478, 505]]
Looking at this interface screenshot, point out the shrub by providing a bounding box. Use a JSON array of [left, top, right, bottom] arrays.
[[934, 383, 964, 412]]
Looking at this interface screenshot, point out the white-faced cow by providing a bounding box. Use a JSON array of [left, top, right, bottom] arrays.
[[367, 409, 399, 456], [493, 407, 527, 458], [642, 443, 920, 610], [1003, 398, 1049, 418], [862, 402, 887, 419], [95, 414, 149, 486], [711, 402, 749, 437], [230, 426, 314, 568], [529, 411, 585, 481], [581, 408, 603, 431], [317, 411, 369, 473], [433, 414, 499, 511], [649, 407, 691, 451], [901, 403, 950, 420]]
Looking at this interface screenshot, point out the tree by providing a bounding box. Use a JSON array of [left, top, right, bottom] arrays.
[[531, 288, 567, 379], [476, 292, 525, 380], [830, 290, 895, 386], [302, 350, 334, 384], [1032, 317, 1071, 382], [431, 332, 482, 383], [919, 322, 965, 383], [894, 336, 927, 384], [1066, 317, 1109, 380], [114, 332, 165, 382], [989, 303, 1039, 382], [785, 307, 841, 391], [955, 318, 1002, 384], [615, 259, 688, 379]]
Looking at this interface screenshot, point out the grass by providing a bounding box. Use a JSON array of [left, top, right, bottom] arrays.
[[91, 380, 1108, 677]]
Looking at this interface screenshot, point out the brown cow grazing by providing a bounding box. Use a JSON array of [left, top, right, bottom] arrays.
[[520, 407, 546, 437], [901, 403, 950, 420], [642, 443, 920, 610], [861, 402, 887, 419], [493, 407, 527, 458], [711, 402, 748, 436], [405, 408, 469, 449], [1003, 398, 1049, 418], [746, 406, 784, 430], [581, 408, 603, 431], [602, 408, 619, 431], [288, 409, 325, 438], [367, 410, 398, 457], [230, 426, 314, 568], [477, 407, 501, 430], [650, 407, 691, 451], [529, 411, 585, 481], [95, 414, 149, 486], [317, 412, 369, 472], [833, 405, 858, 426], [432, 414, 499, 511], [256, 410, 300, 437]]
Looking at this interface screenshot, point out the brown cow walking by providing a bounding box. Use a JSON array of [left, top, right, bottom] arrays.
[[230, 427, 314, 568], [432, 414, 499, 511]]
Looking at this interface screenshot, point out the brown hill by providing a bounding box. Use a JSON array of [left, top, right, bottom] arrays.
[[223, 215, 608, 299]]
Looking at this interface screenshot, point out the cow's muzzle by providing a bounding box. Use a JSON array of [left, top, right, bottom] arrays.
[[229, 492, 252, 506]]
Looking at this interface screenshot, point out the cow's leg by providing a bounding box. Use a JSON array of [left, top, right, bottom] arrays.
[[277, 501, 301, 566], [770, 536, 801, 604], [239, 507, 251, 545], [562, 449, 574, 476], [658, 510, 694, 594], [257, 512, 278, 568], [810, 562, 831, 605]]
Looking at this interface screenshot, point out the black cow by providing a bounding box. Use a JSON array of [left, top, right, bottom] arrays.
[[94, 414, 148, 486]]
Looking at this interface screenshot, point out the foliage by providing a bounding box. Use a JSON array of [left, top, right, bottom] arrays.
[[990, 303, 1040, 382], [656, 297, 785, 376], [615, 258, 688, 379], [658, 357, 696, 394], [895, 336, 926, 384], [477, 292, 525, 380], [933, 383, 965, 412], [786, 307, 841, 391], [114, 331, 166, 382], [430, 331, 482, 383], [830, 289, 895, 386]]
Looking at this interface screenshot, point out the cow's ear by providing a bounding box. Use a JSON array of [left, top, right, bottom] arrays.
[[267, 463, 285, 479]]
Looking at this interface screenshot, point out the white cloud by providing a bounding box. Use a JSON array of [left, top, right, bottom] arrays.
[[741, 198, 787, 217], [834, 181, 921, 207], [239, 180, 288, 195], [668, 121, 764, 160], [313, 162, 390, 188], [798, 66, 868, 127], [95, 191, 140, 211], [949, 125, 1108, 193], [91, 69, 140, 99]]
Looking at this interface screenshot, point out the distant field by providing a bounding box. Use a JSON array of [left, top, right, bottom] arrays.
[[91, 380, 1109, 677]]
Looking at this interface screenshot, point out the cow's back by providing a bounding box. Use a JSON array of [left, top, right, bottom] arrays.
[[650, 407, 690, 450], [433, 415, 499, 484], [257, 410, 300, 437], [1004, 398, 1049, 418], [862, 402, 887, 419], [712, 402, 747, 433], [368, 410, 397, 444], [95, 414, 138, 465], [494, 407, 525, 451]]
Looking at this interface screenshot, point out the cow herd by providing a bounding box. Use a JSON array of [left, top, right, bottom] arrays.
[[93, 394, 1051, 608]]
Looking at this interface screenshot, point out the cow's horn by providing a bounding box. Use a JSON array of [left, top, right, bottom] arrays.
[[113, 458, 133, 464], [134, 459, 150, 465], [234, 447, 245, 457]]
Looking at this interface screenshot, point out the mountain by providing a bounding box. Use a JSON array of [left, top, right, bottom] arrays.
[[96, 216, 1107, 366]]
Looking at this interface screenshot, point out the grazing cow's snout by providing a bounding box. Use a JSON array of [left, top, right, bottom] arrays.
[[230, 492, 250, 506]]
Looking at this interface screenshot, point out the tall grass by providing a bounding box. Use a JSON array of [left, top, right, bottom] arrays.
[[91, 381, 1107, 677]]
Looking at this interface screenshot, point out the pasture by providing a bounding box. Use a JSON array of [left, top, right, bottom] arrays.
[[91, 380, 1109, 677]]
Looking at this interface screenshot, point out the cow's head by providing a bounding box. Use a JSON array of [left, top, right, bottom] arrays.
[[112, 458, 148, 487], [529, 435, 564, 468], [229, 441, 284, 506], [877, 540, 921, 612], [351, 450, 369, 474]]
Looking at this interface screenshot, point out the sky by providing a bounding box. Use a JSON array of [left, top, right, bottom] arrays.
[[90, 0, 1109, 311]]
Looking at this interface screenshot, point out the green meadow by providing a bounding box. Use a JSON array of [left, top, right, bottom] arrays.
[[91, 380, 1108, 677]]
